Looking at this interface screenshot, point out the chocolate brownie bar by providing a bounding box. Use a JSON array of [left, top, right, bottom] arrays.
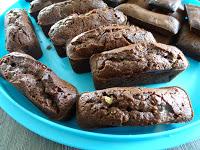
[[148, 0, 181, 13], [49, 8, 127, 57], [176, 24, 200, 61], [90, 42, 188, 90], [77, 87, 193, 129], [5, 9, 42, 59], [0, 52, 79, 120], [37, 0, 108, 36], [30, 0, 65, 21], [115, 3, 180, 36], [67, 25, 156, 73], [104, 0, 127, 7], [185, 4, 200, 34]]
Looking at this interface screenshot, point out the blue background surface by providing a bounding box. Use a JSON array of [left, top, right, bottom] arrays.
[[1, 0, 200, 149]]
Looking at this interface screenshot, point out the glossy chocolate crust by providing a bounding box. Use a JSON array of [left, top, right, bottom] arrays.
[[115, 3, 180, 36], [148, 0, 181, 13], [185, 4, 200, 34]]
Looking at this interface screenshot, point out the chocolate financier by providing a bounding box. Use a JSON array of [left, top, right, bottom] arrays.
[[5, 9, 42, 59], [148, 0, 181, 13], [37, 0, 108, 35], [49, 8, 127, 57], [176, 24, 200, 61], [115, 3, 180, 36], [77, 87, 193, 129], [67, 25, 156, 73], [0, 52, 79, 120], [151, 4, 186, 24], [90, 42, 188, 90], [185, 4, 200, 34], [30, 0, 65, 21]]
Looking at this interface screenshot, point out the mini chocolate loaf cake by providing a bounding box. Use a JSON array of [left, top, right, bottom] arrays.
[[185, 4, 200, 34], [38, 0, 108, 36], [49, 8, 127, 57], [30, 0, 65, 21], [67, 25, 156, 73], [0, 52, 79, 120], [104, 0, 127, 7], [151, 4, 186, 24], [5, 9, 42, 59], [148, 0, 181, 13], [77, 87, 193, 129], [176, 24, 200, 61], [115, 3, 180, 36], [90, 42, 188, 90]]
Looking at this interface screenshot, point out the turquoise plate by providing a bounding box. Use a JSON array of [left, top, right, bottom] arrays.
[[1, 0, 200, 149]]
